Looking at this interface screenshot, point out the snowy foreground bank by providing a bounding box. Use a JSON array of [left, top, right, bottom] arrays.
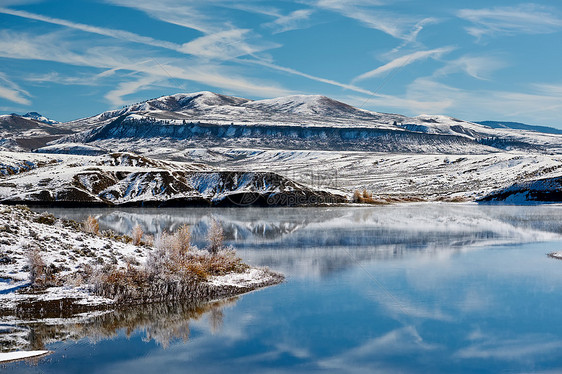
[[0, 205, 283, 362]]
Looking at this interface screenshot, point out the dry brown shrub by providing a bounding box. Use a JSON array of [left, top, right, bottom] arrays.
[[147, 225, 194, 278], [27, 247, 46, 285], [95, 223, 249, 302], [362, 189, 372, 199], [82, 215, 100, 235], [352, 189, 384, 204], [201, 250, 247, 276], [131, 224, 144, 246]]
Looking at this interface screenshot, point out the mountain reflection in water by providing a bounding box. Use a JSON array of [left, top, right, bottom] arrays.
[[45, 204, 562, 278]]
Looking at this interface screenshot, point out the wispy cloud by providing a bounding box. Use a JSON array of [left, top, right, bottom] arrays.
[[242, 58, 385, 97], [0, 10, 385, 104], [103, 0, 213, 33], [0, 7, 277, 61], [434, 55, 506, 80], [0, 2, 436, 105], [352, 47, 455, 83], [0, 7, 181, 51], [456, 331, 562, 360], [24, 70, 129, 88], [104, 74, 161, 106], [311, 0, 436, 42], [102, 1, 283, 60], [402, 17, 438, 45], [0, 30, 293, 102], [458, 4, 562, 39], [264, 9, 315, 34], [496, 91, 562, 118], [98, 0, 377, 95], [0, 6, 287, 102], [0, 73, 31, 105], [221, 3, 281, 18], [0, 0, 40, 5], [320, 326, 440, 372], [0, 86, 31, 106], [179, 29, 280, 60], [532, 82, 562, 96], [387, 75, 562, 123]]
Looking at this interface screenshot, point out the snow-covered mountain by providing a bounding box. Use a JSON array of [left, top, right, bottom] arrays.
[[63, 91, 395, 128], [49, 91, 562, 155], [21, 112, 59, 125], [0, 113, 71, 151]]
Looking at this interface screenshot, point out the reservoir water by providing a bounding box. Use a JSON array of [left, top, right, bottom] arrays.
[[4, 204, 562, 373]]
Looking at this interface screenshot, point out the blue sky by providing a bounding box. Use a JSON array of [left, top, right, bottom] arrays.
[[0, 0, 561, 126]]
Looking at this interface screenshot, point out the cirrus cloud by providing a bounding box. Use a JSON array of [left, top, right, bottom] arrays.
[[458, 4, 562, 39]]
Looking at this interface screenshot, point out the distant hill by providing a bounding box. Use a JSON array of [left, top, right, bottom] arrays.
[[5, 92, 562, 156], [477, 121, 562, 135], [44, 91, 562, 156], [0, 113, 72, 151], [20, 112, 60, 125]]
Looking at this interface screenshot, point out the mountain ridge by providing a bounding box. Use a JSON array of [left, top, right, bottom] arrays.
[[41, 91, 562, 156], [5, 90, 562, 162], [476, 120, 562, 135]]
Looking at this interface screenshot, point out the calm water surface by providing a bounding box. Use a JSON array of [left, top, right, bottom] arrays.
[[5, 204, 562, 373]]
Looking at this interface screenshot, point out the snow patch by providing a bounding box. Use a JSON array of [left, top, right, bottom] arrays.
[[0, 350, 51, 363], [208, 267, 275, 288]]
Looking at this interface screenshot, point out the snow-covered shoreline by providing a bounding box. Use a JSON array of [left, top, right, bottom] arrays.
[[0, 205, 284, 313], [0, 205, 283, 360]]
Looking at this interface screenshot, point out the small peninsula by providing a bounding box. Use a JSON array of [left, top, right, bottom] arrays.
[[0, 205, 284, 315]]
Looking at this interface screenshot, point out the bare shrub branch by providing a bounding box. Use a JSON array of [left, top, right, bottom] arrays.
[[26, 246, 55, 286], [131, 224, 143, 246], [206, 219, 225, 255], [27, 247, 45, 286]]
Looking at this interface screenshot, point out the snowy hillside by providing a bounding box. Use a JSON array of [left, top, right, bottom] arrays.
[[0, 151, 345, 206], [54, 114, 498, 154], [0, 113, 72, 151], [477, 121, 562, 135], [51, 91, 562, 155], [170, 148, 562, 201], [3, 148, 562, 203], [479, 176, 562, 204]]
